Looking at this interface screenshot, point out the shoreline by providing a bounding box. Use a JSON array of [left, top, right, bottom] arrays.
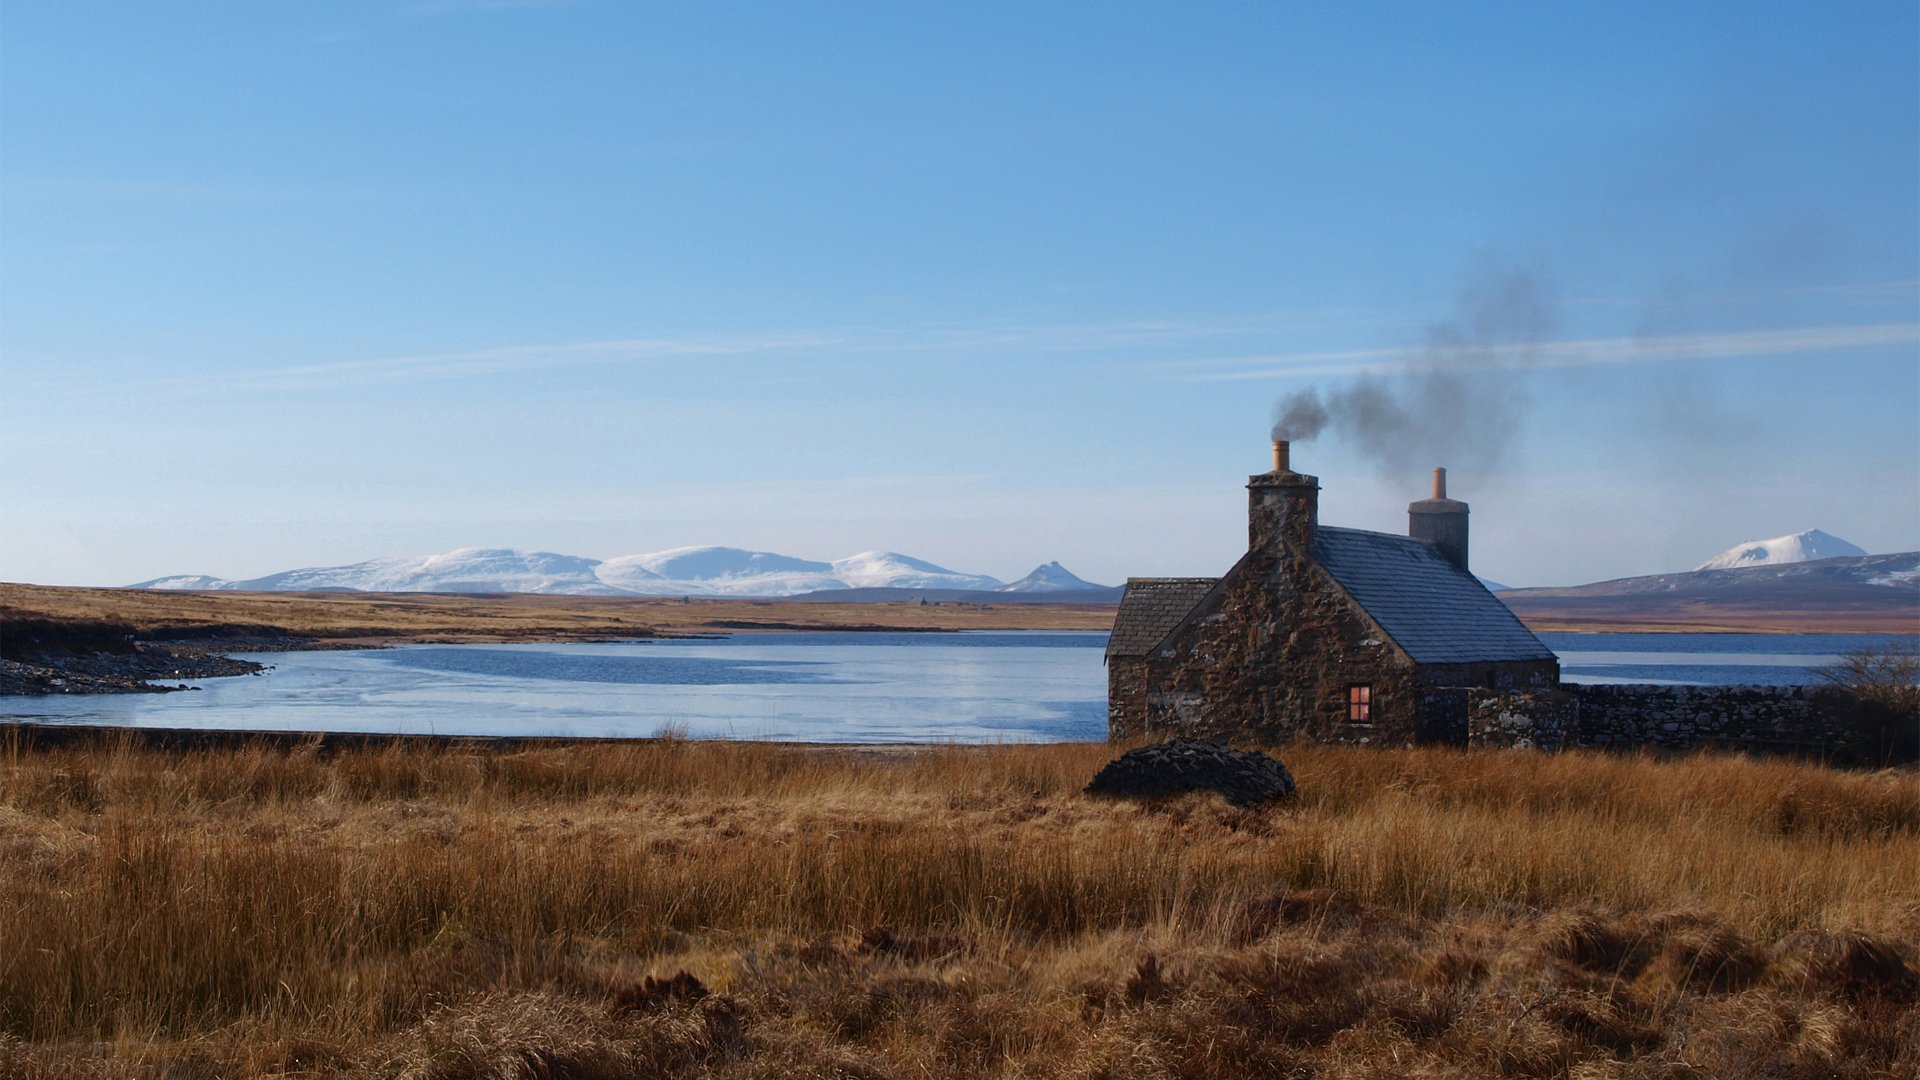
[[3, 581, 1909, 698], [0, 720, 983, 755], [0, 581, 1117, 696], [0, 646, 268, 697]]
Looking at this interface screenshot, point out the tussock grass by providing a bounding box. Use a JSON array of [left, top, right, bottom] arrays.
[[1, 737, 1915, 1077]]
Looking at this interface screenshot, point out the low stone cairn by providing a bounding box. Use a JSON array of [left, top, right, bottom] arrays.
[[1086, 740, 1297, 807]]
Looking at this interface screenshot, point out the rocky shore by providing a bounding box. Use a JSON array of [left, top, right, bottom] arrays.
[[0, 644, 267, 696], [0, 617, 274, 696]]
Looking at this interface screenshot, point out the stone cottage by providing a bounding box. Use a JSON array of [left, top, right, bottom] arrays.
[[1107, 442, 1559, 746]]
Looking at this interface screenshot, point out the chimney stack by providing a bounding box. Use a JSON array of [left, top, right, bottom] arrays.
[[1409, 466, 1469, 573], [1249, 438, 1317, 556]]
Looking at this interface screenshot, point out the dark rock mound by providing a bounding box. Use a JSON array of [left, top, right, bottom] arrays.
[[1086, 740, 1296, 807]]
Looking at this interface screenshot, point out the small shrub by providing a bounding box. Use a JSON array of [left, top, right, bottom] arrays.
[[1816, 641, 1920, 765]]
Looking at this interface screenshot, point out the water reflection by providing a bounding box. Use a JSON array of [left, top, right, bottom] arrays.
[[3, 631, 1910, 741], [2, 632, 1110, 743]]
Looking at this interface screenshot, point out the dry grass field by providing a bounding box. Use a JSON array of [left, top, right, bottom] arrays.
[[1, 737, 1915, 1078], [0, 583, 1114, 646], [1495, 600, 1917, 636], [7, 583, 1909, 655]]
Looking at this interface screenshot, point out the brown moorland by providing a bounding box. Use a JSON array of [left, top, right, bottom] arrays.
[[0, 582, 1115, 646], [6, 582, 1913, 656], [1496, 594, 1918, 635], [1, 736, 1915, 1078]]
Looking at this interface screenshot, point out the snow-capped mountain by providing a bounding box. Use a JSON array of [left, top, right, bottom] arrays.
[[830, 551, 1001, 590], [1496, 551, 1919, 632], [132, 574, 231, 591], [995, 561, 1112, 593], [210, 549, 622, 596], [1695, 529, 1867, 571], [594, 547, 1003, 596], [130, 546, 1016, 598], [595, 547, 832, 596]]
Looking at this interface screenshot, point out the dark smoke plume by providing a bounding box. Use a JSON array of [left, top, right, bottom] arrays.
[[1271, 257, 1560, 476], [1270, 389, 1328, 443]]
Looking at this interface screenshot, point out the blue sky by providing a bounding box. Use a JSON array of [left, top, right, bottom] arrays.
[[3, 1, 1916, 588]]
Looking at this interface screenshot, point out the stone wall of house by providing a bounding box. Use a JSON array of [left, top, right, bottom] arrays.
[[1414, 687, 1470, 746], [1415, 663, 1563, 746], [1147, 553, 1422, 746], [1107, 658, 1154, 742]]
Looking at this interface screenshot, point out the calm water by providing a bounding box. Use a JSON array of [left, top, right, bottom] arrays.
[[1541, 632, 1915, 687], [1, 632, 1110, 742], [2, 631, 1911, 742]]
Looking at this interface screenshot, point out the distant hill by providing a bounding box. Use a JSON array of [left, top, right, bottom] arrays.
[[995, 562, 1114, 593], [790, 585, 1123, 605], [1694, 529, 1867, 571], [1497, 552, 1920, 633], [127, 546, 1103, 600]]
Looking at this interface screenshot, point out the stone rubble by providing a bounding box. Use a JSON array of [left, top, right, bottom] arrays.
[[1086, 740, 1297, 807]]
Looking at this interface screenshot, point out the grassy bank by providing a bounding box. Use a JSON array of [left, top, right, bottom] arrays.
[[2, 738, 1915, 1077], [0, 583, 1115, 649]]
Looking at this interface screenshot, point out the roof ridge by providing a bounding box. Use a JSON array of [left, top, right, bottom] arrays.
[[1319, 524, 1433, 544], [1313, 527, 1555, 663]]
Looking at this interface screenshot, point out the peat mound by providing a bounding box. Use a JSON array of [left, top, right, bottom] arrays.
[[1086, 740, 1296, 807]]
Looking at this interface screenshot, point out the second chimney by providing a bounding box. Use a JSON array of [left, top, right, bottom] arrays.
[[1408, 466, 1469, 573]]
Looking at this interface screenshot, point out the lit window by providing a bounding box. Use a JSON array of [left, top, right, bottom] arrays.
[[1347, 685, 1372, 723]]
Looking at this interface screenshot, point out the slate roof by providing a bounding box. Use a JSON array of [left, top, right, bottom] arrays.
[[1107, 578, 1218, 659], [1313, 526, 1556, 665]]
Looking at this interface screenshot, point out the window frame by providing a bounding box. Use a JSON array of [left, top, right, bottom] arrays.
[[1347, 684, 1372, 724]]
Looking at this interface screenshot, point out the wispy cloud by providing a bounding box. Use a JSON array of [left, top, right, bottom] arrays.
[[224, 308, 1381, 390], [146, 292, 1920, 395], [1164, 322, 1920, 382]]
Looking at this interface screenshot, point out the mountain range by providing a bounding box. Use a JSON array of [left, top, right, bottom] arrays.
[[131, 547, 1114, 599], [1495, 551, 1919, 633], [127, 530, 1915, 629]]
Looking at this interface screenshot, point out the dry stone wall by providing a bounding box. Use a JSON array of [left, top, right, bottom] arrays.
[[1466, 690, 1580, 751], [1464, 684, 1862, 758], [1571, 684, 1851, 755]]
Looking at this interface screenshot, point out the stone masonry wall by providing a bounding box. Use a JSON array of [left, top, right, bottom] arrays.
[[1467, 690, 1580, 751], [1107, 658, 1153, 742], [1462, 683, 1858, 757], [1150, 554, 1420, 746], [1570, 683, 1852, 755]]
